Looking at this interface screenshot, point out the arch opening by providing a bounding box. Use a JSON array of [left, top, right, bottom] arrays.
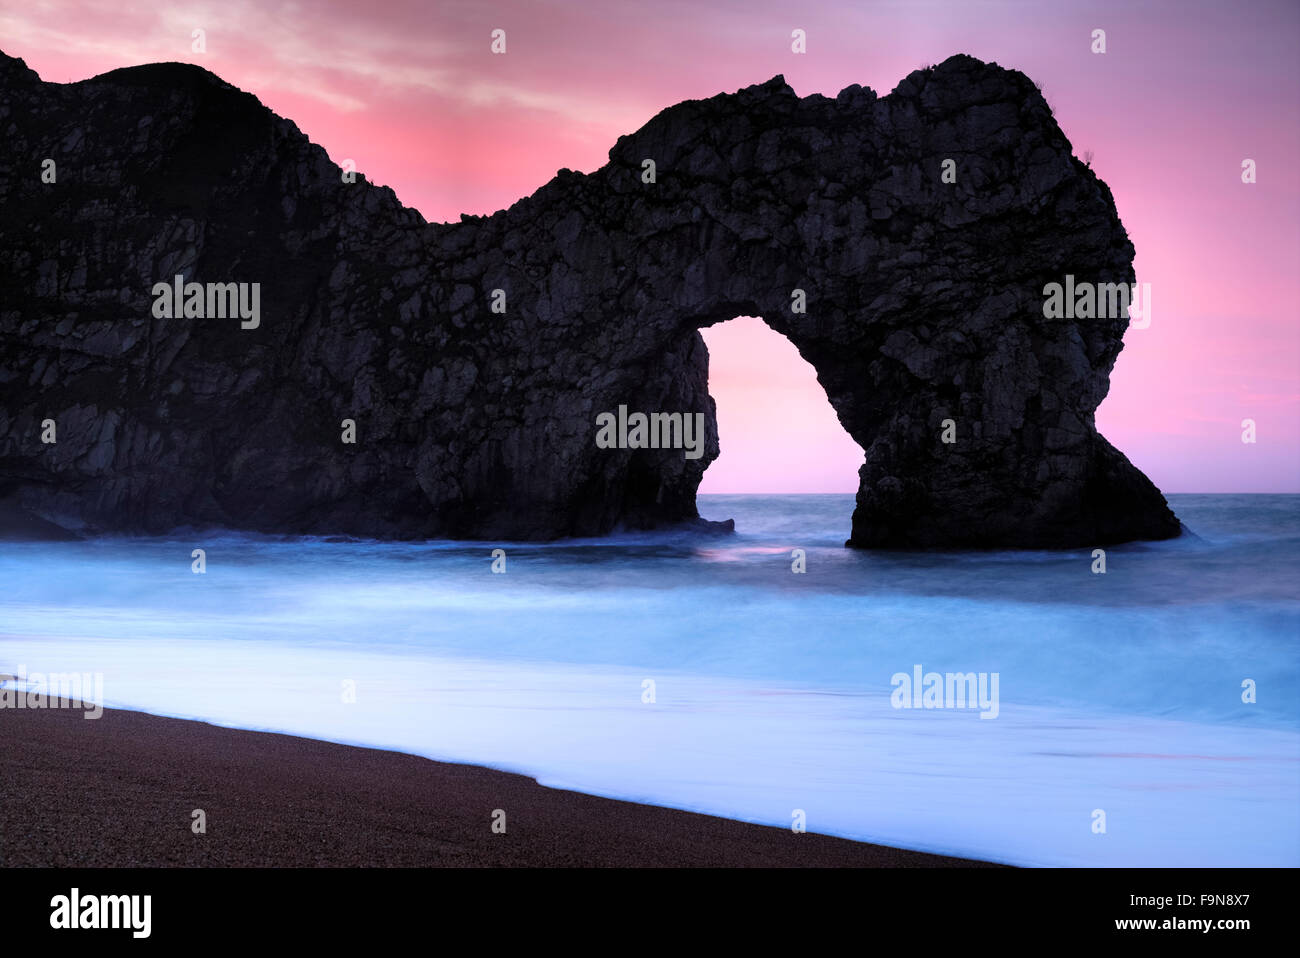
[[697, 316, 864, 496]]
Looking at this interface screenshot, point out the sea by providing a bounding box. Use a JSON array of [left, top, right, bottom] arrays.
[[2, 493, 1297, 866]]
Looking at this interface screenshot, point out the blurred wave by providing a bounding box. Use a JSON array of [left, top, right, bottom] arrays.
[[1, 493, 1296, 865]]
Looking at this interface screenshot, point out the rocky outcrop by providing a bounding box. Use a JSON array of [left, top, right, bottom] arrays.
[[0, 50, 1179, 546]]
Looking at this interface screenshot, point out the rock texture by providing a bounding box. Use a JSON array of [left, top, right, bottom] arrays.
[[0, 50, 1179, 546]]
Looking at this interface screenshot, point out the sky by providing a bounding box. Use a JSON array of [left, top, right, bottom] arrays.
[[2, 0, 1297, 492]]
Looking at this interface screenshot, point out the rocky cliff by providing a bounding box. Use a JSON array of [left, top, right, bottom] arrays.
[[0, 50, 1180, 546]]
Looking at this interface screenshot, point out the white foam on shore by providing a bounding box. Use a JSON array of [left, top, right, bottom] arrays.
[[2, 634, 1296, 867]]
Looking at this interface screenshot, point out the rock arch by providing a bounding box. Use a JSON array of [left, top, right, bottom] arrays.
[[0, 51, 1179, 546]]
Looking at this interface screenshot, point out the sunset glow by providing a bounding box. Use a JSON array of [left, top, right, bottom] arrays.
[[5, 0, 1296, 491]]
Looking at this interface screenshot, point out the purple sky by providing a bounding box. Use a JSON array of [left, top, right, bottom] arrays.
[[5, 0, 1297, 492]]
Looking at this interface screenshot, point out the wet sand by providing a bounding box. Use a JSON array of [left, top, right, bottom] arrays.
[[0, 701, 998, 867]]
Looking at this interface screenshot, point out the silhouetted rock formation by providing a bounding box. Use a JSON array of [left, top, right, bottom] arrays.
[[0, 50, 1179, 546]]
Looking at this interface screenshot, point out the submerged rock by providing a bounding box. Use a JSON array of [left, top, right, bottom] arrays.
[[0, 51, 1179, 546]]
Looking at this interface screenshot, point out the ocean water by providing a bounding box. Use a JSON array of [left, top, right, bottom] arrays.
[[2, 493, 1297, 866]]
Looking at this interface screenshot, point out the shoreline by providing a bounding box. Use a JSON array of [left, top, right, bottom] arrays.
[[0, 701, 999, 867]]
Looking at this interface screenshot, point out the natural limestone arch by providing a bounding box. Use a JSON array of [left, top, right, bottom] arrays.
[[0, 51, 1179, 546]]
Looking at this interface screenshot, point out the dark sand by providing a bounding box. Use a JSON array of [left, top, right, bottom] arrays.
[[0, 702, 998, 867]]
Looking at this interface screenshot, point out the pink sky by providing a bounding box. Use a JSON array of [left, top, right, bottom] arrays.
[[4, 0, 1297, 492]]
